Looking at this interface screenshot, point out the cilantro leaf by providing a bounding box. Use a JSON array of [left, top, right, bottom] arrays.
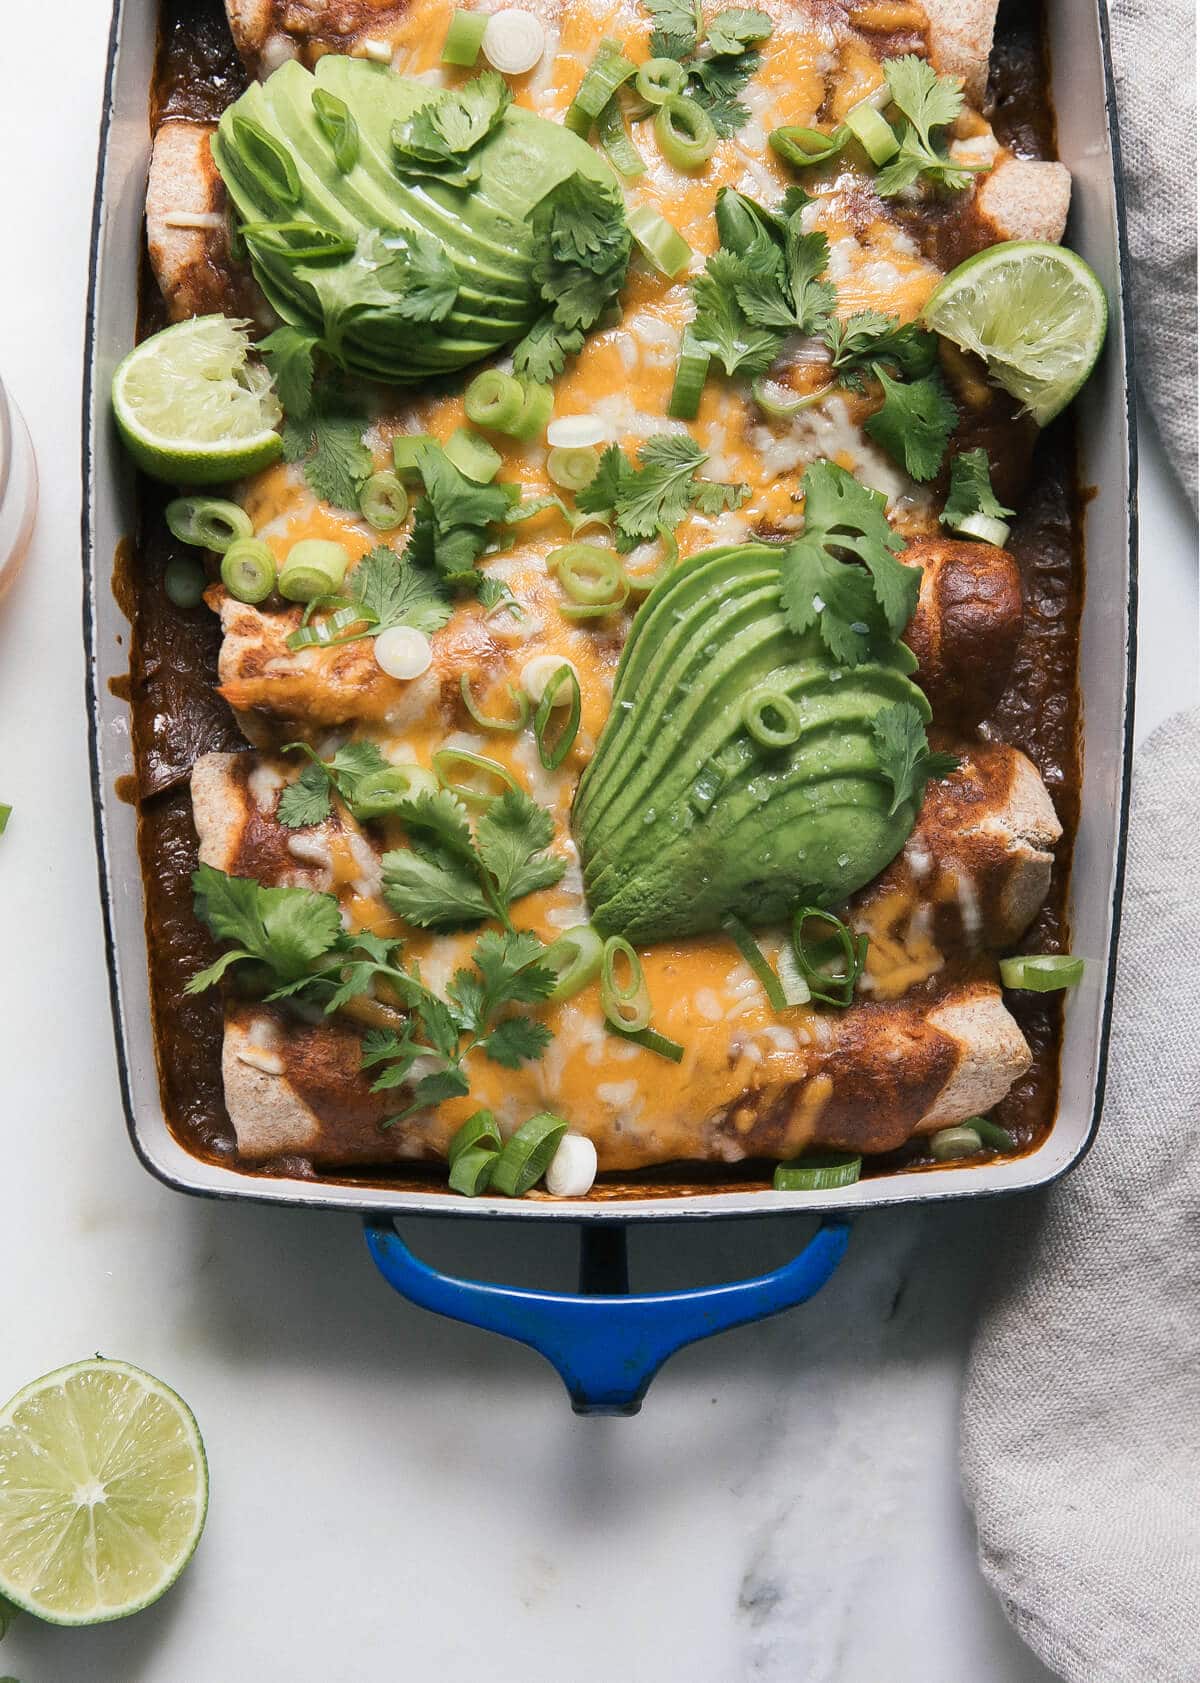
[[705, 7, 772, 55], [281, 385, 372, 512], [382, 784, 562, 930], [276, 762, 334, 829], [392, 72, 511, 181], [734, 227, 835, 336], [259, 325, 318, 418], [692, 250, 783, 377], [475, 789, 564, 906], [780, 460, 918, 664], [186, 865, 343, 992], [402, 441, 511, 588], [644, 0, 701, 57], [348, 546, 453, 635], [512, 318, 585, 384], [865, 367, 958, 482], [941, 449, 1015, 529], [874, 55, 985, 198], [384, 236, 460, 324], [576, 435, 748, 551], [481, 1015, 554, 1068], [870, 703, 962, 817], [823, 311, 938, 392]]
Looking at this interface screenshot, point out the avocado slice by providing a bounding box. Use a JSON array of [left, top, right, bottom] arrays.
[[573, 544, 933, 941], [212, 57, 622, 384]]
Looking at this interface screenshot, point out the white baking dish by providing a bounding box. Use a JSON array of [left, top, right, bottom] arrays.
[[83, 0, 1137, 1227]]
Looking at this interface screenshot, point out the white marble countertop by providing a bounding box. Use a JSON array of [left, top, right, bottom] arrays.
[[0, 7, 1195, 1680]]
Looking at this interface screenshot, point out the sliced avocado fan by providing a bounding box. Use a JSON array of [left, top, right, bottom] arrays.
[[573, 543, 931, 942], [211, 58, 626, 384]]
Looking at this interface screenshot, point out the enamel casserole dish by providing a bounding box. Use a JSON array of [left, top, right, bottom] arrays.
[[84, 0, 1136, 1410]]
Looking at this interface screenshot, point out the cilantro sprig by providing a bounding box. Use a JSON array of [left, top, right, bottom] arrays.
[[276, 740, 391, 829], [382, 785, 565, 932], [870, 704, 961, 817], [391, 72, 512, 186], [186, 865, 557, 1120], [941, 449, 1015, 531], [575, 434, 748, 551], [779, 459, 920, 665], [821, 309, 958, 483], [874, 56, 988, 198], [403, 441, 512, 587], [513, 173, 632, 383], [642, 0, 773, 136]]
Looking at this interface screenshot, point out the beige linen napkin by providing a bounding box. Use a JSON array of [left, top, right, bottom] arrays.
[[961, 710, 1200, 1682], [1109, 0, 1198, 503]]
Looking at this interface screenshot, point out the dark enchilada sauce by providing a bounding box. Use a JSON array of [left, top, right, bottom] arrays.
[[126, 0, 1084, 1190]]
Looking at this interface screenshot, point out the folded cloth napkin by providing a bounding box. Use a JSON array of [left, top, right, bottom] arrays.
[[1108, 0, 1198, 504], [961, 710, 1200, 1683]]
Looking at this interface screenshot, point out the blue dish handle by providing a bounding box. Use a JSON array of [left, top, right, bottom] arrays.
[[364, 1216, 851, 1415]]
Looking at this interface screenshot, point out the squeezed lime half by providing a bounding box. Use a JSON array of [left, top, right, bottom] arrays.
[[112, 314, 283, 484], [922, 241, 1108, 426], [0, 1358, 208, 1626]]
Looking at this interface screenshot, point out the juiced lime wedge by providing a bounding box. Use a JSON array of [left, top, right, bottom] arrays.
[[922, 241, 1108, 426], [112, 314, 283, 484], [0, 1358, 208, 1626]]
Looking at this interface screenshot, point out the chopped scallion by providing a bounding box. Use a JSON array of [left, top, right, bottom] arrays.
[[490, 1112, 568, 1197], [792, 907, 868, 1009], [722, 914, 787, 1012], [311, 88, 360, 172], [635, 57, 688, 106], [773, 1152, 862, 1191], [350, 763, 438, 821], [166, 497, 253, 553], [626, 203, 692, 279], [464, 369, 526, 434], [542, 924, 604, 1001], [597, 97, 646, 178], [533, 661, 582, 767], [564, 39, 637, 134], [449, 1109, 503, 1162], [358, 469, 408, 531], [742, 687, 802, 749], [392, 433, 438, 483], [667, 330, 711, 420], [600, 936, 651, 1033], [278, 538, 349, 604], [443, 427, 502, 483], [459, 672, 530, 732], [653, 95, 718, 171], [751, 375, 834, 418], [998, 954, 1084, 992], [547, 445, 601, 492], [164, 555, 207, 610], [844, 101, 900, 165], [441, 7, 488, 66], [929, 1125, 983, 1162], [606, 1023, 685, 1062], [432, 747, 520, 808], [768, 124, 848, 170], [220, 538, 277, 604], [969, 1116, 1019, 1154]]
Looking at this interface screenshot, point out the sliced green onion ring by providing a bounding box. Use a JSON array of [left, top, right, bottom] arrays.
[[359, 469, 409, 531], [464, 369, 526, 433], [349, 763, 438, 821], [164, 555, 207, 610], [955, 511, 1012, 547], [312, 88, 360, 171], [622, 524, 678, 595], [564, 39, 637, 134], [773, 1152, 862, 1191], [793, 906, 868, 1009], [542, 924, 605, 1001], [844, 101, 899, 165], [448, 1109, 503, 1163], [220, 538, 277, 604], [626, 202, 693, 279], [668, 330, 711, 420], [441, 7, 488, 66], [929, 1125, 983, 1162], [549, 543, 628, 620], [432, 747, 520, 808], [459, 672, 530, 733], [743, 687, 802, 749], [722, 914, 787, 1012], [278, 538, 349, 604], [534, 663, 582, 769], [285, 601, 373, 651], [491, 1113, 569, 1197], [970, 1116, 1019, 1154], [449, 1146, 499, 1195], [752, 375, 835, 418], [768, 124, 848, 170], [547, 445, 600, 492], [511, 381, 554, 442], [635, 57, 688, 105], [606, 1024, 685, 1062], [654, 95, 718, 171], [444, 427, 502, 483], [998, 954, 1084, 992], [600, 936, 651, 1034], [230, 114, 300, 203], [166, 496, 253, 553]]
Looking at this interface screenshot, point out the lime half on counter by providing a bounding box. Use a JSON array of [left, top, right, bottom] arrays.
[[0, 1358, 208, 1627], [922, 241, 1108, 426], [112, 314, 283, 484]]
